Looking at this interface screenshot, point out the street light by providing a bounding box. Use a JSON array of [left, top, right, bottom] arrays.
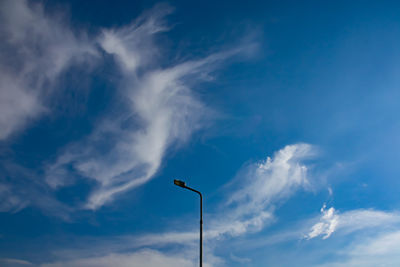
[[174, 179, 203, 267]]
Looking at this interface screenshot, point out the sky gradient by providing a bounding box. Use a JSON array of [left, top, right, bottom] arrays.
[[1, 0, 400, 266]]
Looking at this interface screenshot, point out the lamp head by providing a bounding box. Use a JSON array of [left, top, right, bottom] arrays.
[[174, 179, 186, 188]]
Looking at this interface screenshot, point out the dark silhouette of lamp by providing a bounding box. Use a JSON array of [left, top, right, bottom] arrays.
[[173, 179, 203, 267]]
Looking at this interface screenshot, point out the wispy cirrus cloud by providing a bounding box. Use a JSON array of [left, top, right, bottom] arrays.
[[0, 161, 72, 219], [305, 204, 339, 239], [301, 207, 400, 266], [35, 143, 400, 267], [0, 0, 97, 214], [38, 143, 318, 266], [315, 230, 400, 267], [0, 0, 254, 213], [0, 183, 27, 213], [215, 206, 400, 266], [191, 143, 316, 242], [41, 249, 196, 267], [0, 258, 34, 266], [306, 206, 400, 240], [132, 143, 317, 244], [231, 207, 400, 253], [222, 143, 315, 220], [0, 0, 96, 140], [99, 3, 173, 73], [45, 4, 254, 210], [44, 207, 400, 267]]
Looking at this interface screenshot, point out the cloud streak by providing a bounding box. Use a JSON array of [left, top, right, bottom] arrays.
[[0, 0, 96, 140], [204, 143, 316, 240], [45, 4, 252, 210], [0, 258, 34, 266], [316, 230, 400, 267], [131, 143, 317, 245], [38, 143, 317, 266], [42, 249, 196, 267], [0, 0, 258, 213], [306, 207, 400, 240], [306, 204, 339, 239]]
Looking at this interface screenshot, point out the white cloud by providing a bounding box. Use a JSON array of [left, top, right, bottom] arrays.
[[36, 144, 317, 266], [0, 1, 256, 213], [0, 72, 46, 140], [99, 3, 173, 73], [350, 230, 400, 257], [0, 183, 28, 213], [231, 208, 400, 266], [45, 4, 250, 210], [328, 186, 333, 196], [114, 208, 400, 267], [133, 144, 317, 243], [0, 0, 96, 140], [316, 230, 400, 267], [306, 204, 339, 239], [230, 253, 251, 264], [306, 206, 400, 240], [210, 143, 315, 238], [133, 144, 316, 244], [227, 143, 314, 211], [42, 249, 196, 267], [338, 209, 400, 234], [132, 231, 198, 247], [0, 158, 73, 218], [0, 258, 34, 266]]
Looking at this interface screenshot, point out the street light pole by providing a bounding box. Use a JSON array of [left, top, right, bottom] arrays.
[[174, 179, 203, 267]]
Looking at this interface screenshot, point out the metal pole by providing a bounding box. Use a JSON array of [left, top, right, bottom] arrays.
[[174, 180, 203, 267], [185, 187, 202, 267], [200, 192, 203, 267]]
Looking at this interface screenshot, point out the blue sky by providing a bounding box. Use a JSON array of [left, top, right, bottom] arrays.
[[1, 0, 400, 266]]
